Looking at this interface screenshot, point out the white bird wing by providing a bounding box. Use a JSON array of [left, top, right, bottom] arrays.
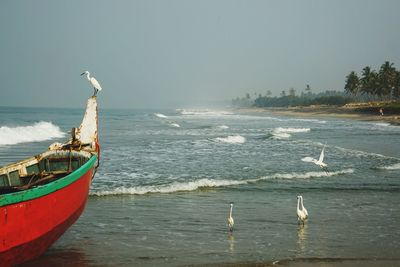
[[301, 157, 315, 163], [91, 77, 102, 90], [318, 145, 325, 163]]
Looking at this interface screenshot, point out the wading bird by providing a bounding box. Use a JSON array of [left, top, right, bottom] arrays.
[[227, 202, 234, 232], [81, 71, 102, 96], [303, 144, 328, 172], [297, 195, 308, 225]]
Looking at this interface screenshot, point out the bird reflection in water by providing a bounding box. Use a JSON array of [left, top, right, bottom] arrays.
[[297, 223, 308, 254], [228, 232, 235, 253]]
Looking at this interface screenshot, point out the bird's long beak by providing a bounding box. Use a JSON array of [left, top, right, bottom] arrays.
[[80, 72, 85, 76]]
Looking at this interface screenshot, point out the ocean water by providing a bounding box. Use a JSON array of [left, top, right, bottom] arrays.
[[1, 105, 400, 266]]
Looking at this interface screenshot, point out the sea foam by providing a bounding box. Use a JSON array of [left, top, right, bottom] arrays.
[[217, 125, 229, 129], [271, 132, 291, 139], [154, 113, 168, 118], [290, 118, 327, 124], [271, 127, 311, 140], [178, 109, 233, 117], [257, 169, 354, 180], [378, 163, 400, 170], [91, 178, 246, 196], [374, 122, 391, 127], [215, 135, 246, 144], [0, 121, 65, 146], [91, 169, 354, 196], [274, 127, 311, 133]]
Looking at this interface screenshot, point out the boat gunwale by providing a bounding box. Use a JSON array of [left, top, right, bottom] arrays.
[[0, 154, 97, 207], [0, 149, 93, 175]]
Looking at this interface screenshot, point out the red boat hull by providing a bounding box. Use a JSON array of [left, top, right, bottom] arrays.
[[0, 167, 93, 266]]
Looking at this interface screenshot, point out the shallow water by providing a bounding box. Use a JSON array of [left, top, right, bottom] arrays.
[[1, 106, 400, 266]]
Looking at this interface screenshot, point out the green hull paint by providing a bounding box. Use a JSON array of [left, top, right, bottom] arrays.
[[0, 155, 97, 207]]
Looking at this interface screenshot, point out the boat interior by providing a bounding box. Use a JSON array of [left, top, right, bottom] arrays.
[[0, 150, 92, 195]]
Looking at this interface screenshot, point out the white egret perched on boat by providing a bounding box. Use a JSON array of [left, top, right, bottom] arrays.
[[302, 144, 328, 172], [296, 195, 308, 225], [81, 71, 102, 96], [227, 202, 234, 232]]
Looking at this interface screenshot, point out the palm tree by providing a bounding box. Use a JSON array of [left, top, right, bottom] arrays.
[[393, 70, 400, 99], [360, 66, 378, 97], [379, 61, 397, 99], [344, 71, 360, 96]]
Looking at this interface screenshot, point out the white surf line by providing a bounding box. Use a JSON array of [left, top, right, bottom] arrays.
[[90, 169, 354, 196], [0, 121, 65, 146], [377, 163, 400, 170]]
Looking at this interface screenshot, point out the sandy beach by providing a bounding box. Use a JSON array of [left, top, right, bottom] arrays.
[[201, 258, 400, 267], [236, 105, 400, 126]]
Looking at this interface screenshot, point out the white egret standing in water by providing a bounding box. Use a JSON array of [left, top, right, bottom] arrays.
[[297, 196, 308, 225], [227, 203, 234, 232], [81, 71, 102, 96]]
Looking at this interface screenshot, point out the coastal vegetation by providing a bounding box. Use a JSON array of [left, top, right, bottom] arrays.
[[232, 88, 353, 108], [232, 61, 400, 109], [344, 61, 400, 100]]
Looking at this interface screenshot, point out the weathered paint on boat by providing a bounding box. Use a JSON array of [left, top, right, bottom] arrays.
[[0, 155, 97, 266], [0, 95, 100, 266]]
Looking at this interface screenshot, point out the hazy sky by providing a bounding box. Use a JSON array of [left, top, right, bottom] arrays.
[[0, 0, 399, 109]]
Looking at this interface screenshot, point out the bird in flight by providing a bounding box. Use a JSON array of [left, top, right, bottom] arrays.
[[302, 144, 328, 173]]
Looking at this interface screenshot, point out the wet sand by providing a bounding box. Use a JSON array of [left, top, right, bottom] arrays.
[[236, 106, 400, 126], [199, 258, 400, 267]]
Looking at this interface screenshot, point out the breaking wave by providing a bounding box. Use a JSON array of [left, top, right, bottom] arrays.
[[377, 163, 400, 170], [169, 122, 180, 128], [374, 122, 391, 127], [271, 132, 291, 139], [255, 169, 354, 180], [274, 127, 311, 133], [217, 125, 229, 129], [290, 118, 327, 124], [215, 135, 246, 144], [154, 113, 168, 118], [0, 121, 65, 146], [91, 178, 246, 196], [270, 127, 311, 140], [334, 145, 400, 160], [177, 109, 233, 117], [91, 169, 354, 196]]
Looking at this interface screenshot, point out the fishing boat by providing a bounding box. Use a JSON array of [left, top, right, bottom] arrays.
[[0, 95, 100, 266]]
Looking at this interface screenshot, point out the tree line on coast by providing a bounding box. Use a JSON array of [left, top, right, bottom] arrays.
[[232, 87, 353, 108], [344, 61, 400, 100], [232, 61, 399, 108]]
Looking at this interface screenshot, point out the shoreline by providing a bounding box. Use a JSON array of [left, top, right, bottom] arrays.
[[235, 106, 400, 126], [199, 258, 400, 267]]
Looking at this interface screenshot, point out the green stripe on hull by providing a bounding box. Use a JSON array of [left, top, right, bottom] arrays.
[[0, 155, 97, 207]]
